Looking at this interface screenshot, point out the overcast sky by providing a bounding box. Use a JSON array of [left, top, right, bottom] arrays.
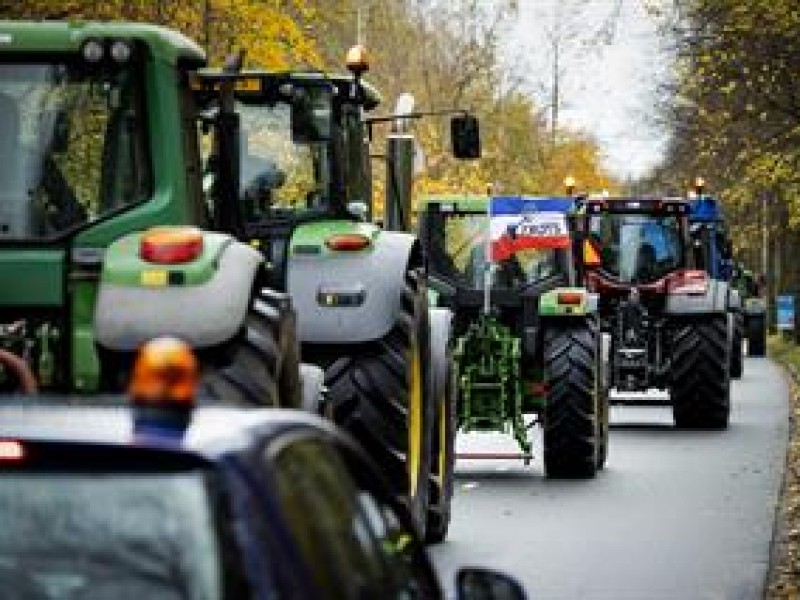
[[503, 0, 673, 180]]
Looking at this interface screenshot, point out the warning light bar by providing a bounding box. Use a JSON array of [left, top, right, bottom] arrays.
[[129, 337, 199, 407]]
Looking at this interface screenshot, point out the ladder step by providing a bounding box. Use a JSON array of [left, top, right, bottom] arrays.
[[457, 452, 534, 461]]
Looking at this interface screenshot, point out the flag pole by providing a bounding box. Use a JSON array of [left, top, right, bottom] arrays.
[[483, 184, 494, 316]]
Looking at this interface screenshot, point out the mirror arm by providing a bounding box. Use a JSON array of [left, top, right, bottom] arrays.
[[365, 108, 472, 125]]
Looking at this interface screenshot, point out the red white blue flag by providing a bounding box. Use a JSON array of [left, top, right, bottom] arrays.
[[489, 196, 572, 261]]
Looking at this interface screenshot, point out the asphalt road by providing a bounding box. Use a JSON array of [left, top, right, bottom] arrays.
[[430, 357, 790, 600]]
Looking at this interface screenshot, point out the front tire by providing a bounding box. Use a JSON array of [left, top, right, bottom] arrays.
[[542, 319, 604, 478], [314, 270, 435, 536], [670, 316, 731, 429]]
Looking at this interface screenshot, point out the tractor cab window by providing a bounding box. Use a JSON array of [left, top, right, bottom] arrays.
[[589, 213, 684, 284], [235, 92, 332, 222], [0, 61, 150, 240], [429, 212, 563, 289]]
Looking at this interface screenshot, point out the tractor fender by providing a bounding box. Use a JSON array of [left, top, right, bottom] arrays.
[[288, 231, 419, 344], [429, 307, 454, 406], [665, 279, 729, 315], [95, 234, 261, 351]]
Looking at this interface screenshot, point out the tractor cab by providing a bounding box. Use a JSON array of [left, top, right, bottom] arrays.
[[420, 196, 577, 333], [0, 23, 208, 393], [193, 70, 379, 228], [581, 197, 700, 308], [192, 53, 480, 291]]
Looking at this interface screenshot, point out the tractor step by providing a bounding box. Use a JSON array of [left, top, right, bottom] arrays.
[[457, 452, 534, 464]]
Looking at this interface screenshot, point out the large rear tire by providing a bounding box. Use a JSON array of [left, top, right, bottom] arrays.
[[730, 311, 744, 379], [542, 319, 604, 478], [425, 357, 457, 544], [314, 270, 435, 536], [747, 313, 767, 357], [670, 316, 731, 429], [199, 288, 302, 408]]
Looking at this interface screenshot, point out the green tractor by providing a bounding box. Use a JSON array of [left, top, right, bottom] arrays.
[[418, 195, 609, 478], [0, 22, 307, 407], [734, 265, 767, 357], [190, 48, 481, 540]]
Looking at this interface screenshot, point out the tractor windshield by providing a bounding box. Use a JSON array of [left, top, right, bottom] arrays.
[[589, 213, 685, 284], [235, 95, 332, 222], [429, 212, 564, 289], [0, 61, 150, 240]]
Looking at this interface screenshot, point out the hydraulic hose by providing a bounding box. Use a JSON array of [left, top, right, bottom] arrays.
[[0, 350, 38, 394]]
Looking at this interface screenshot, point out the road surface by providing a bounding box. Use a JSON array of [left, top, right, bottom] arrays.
[[431, 357, 789, 599]]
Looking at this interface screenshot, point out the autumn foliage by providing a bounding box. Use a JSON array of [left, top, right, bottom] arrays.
[[0, 0, 617, 204], [651, 0, 800, 305]]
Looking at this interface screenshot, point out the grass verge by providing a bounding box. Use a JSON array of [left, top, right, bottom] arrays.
[[766, 335, 800, 598]]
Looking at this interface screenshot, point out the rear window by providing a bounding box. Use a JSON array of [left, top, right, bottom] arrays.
[[429, 211, 565, 289], [0, 471, 223, 599]]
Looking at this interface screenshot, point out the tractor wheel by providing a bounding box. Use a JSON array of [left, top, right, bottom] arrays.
[[425, 356, 457, 544], [542, 319, 603, 478], [730, 312, 744, 379], [670, 316, 731, 429], [199, 288, 302, 409], [747, 314, 767, 357], [318, 270, 434, 536]]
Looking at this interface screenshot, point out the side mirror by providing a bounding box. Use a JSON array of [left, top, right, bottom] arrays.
[[291, 86, 333, 144], [451, 114, 481, 159], [456, 567, 526, 600]]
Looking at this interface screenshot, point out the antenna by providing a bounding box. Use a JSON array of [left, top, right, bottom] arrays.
[[356, 1, 372, 46]]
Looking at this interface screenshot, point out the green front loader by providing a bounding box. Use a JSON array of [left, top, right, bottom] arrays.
[[0, 21, 303, 407], [419, 195, 609, 478]]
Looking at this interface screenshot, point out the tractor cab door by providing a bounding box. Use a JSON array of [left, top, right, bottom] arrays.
[[194, 74, 344, 289], [0, 54, 152, 390]]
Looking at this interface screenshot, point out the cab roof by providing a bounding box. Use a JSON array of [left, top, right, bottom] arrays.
[[193, 68, 382, 111], [420, 195, 577, 213], [0, 21, 205, 66], [0, 398, 335, 461], [585, 196, 689, 213]]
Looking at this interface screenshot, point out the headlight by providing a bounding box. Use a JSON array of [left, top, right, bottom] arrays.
[[81, 39, 104, 63], [110, 39, 132, 63]]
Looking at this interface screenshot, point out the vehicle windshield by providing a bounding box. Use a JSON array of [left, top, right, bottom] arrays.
[[589, 213, 685, 284], [236, 98, 331, 221], [0, 471, 226, 599], [429, 212, 564, 289], [0, 61, 150, 240]]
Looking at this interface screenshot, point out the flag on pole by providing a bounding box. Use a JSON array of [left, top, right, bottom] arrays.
[[489, 196, 573, 261]]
